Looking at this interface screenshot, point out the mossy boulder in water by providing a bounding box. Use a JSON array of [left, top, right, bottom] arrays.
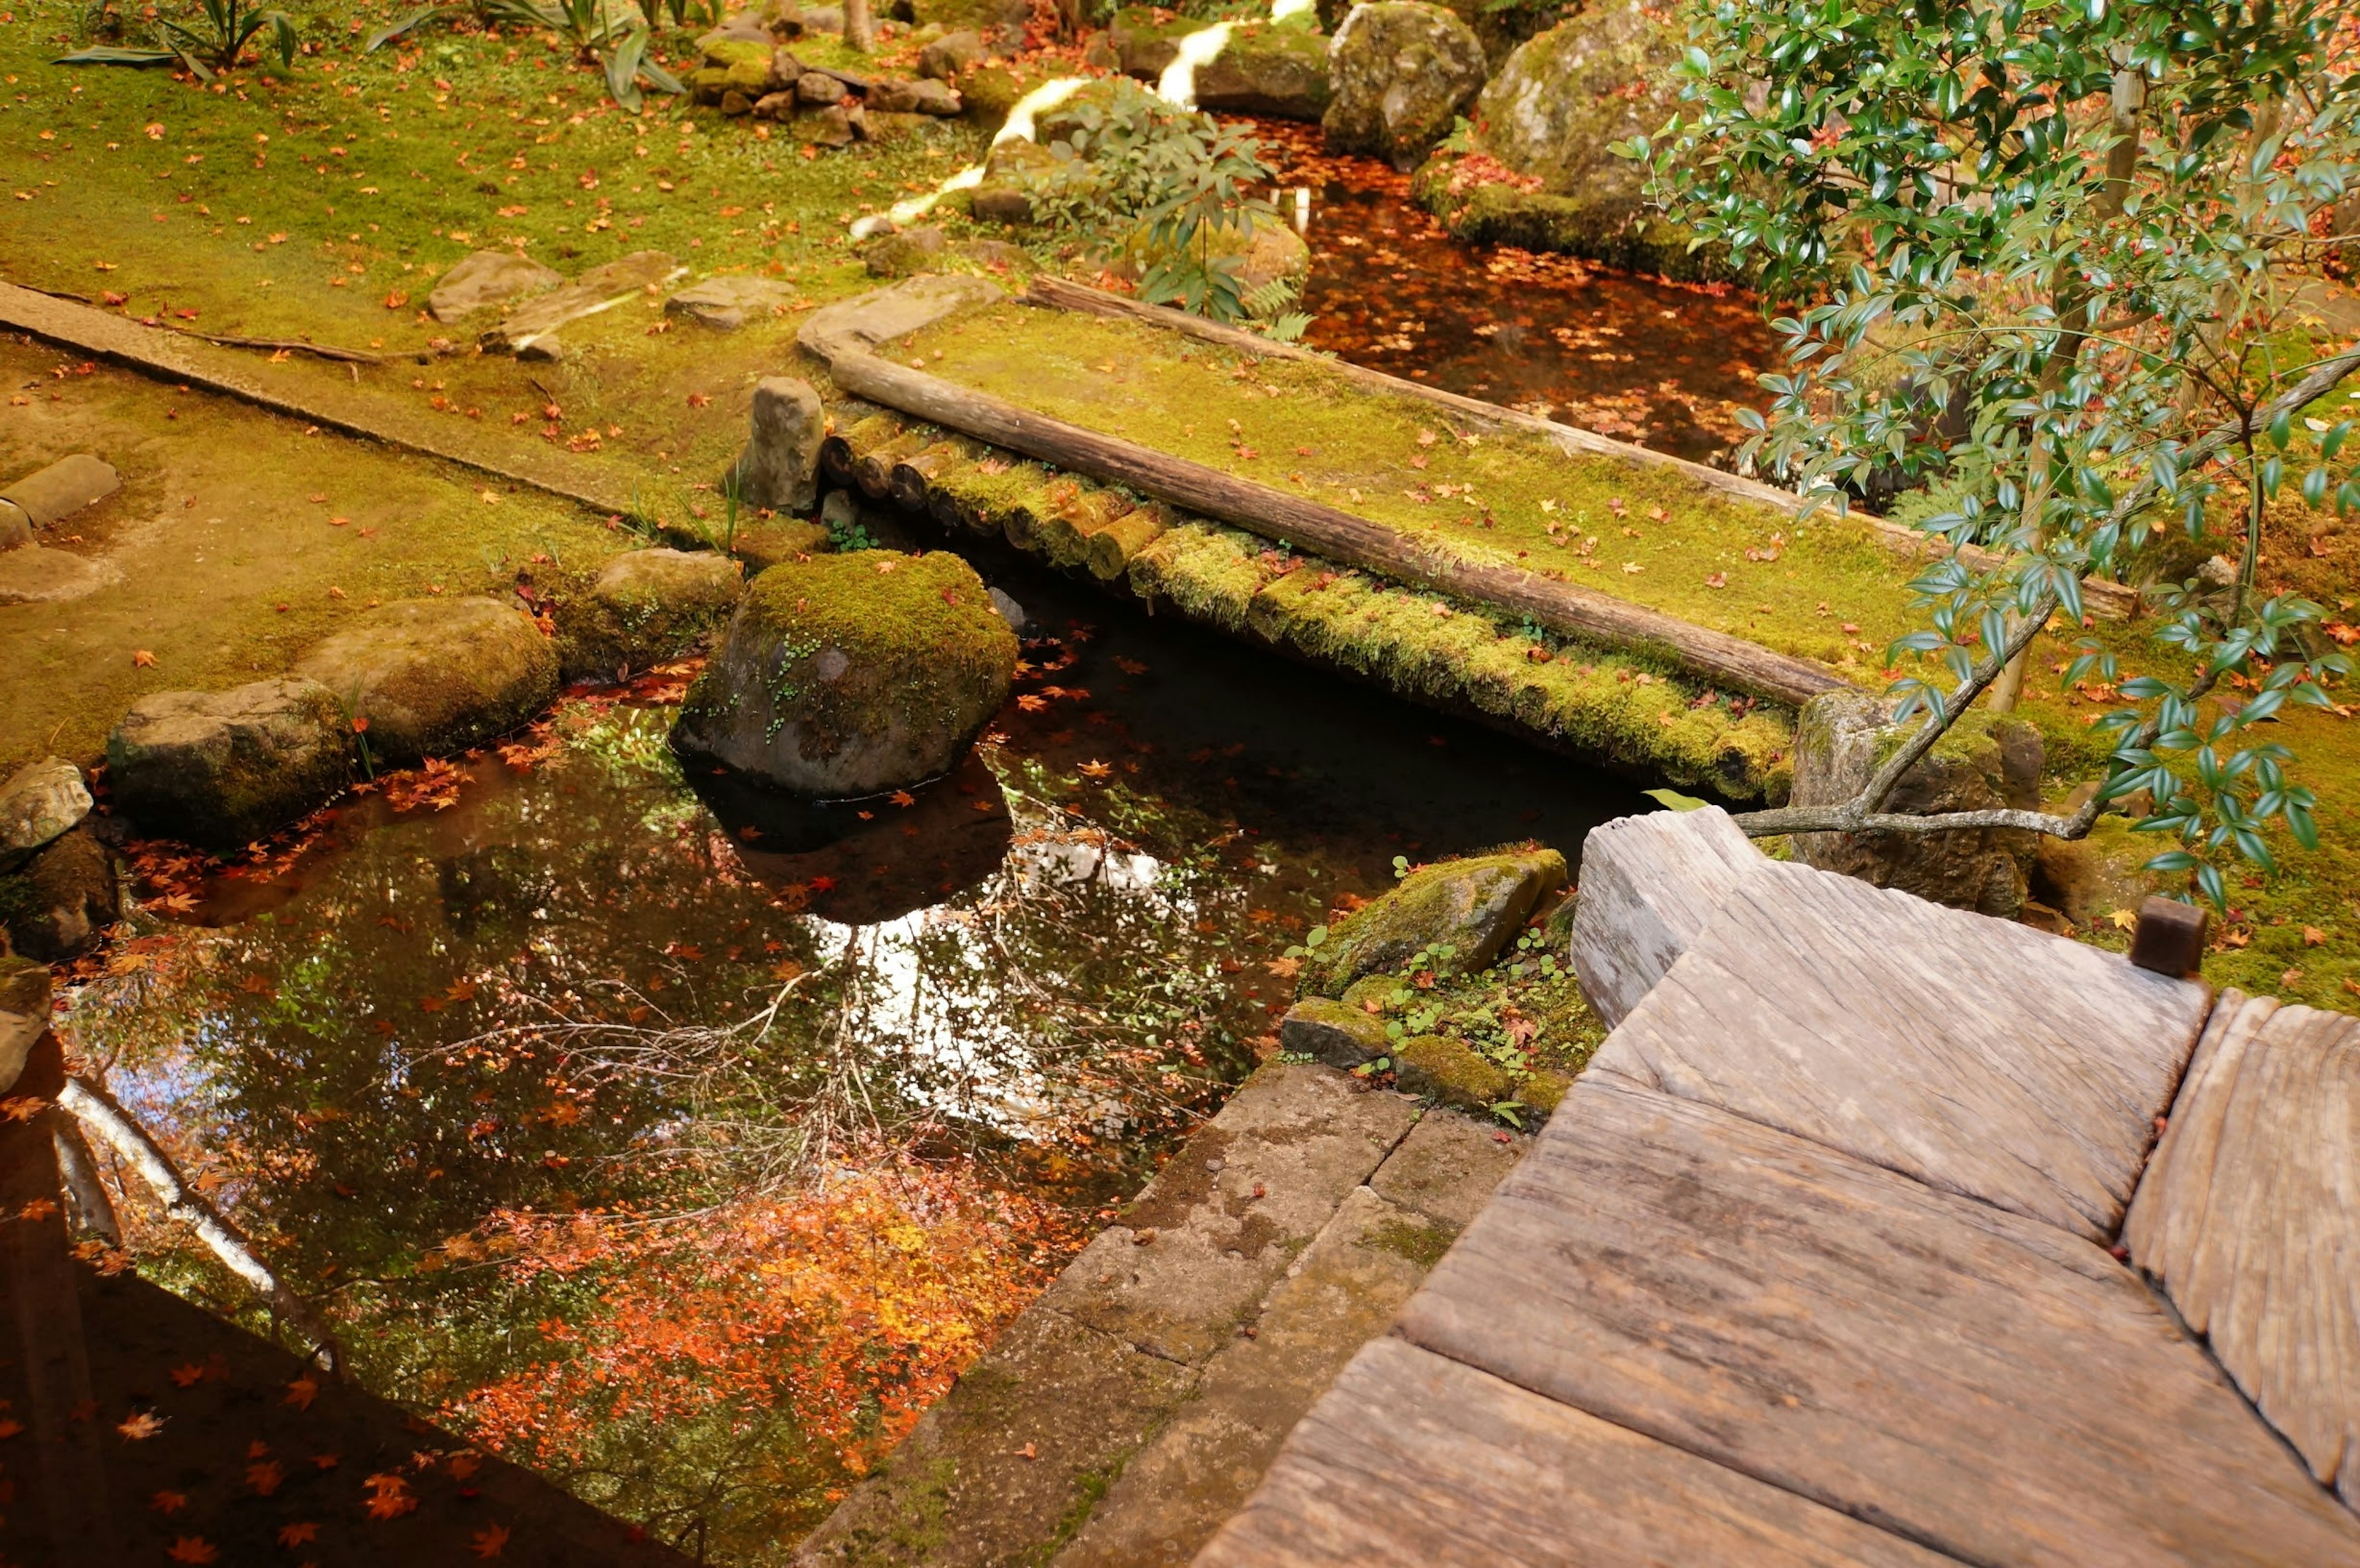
[[1789, 688, 2043, 918], [671, 550, 1017, 798], [0, 952, 47, 1093], [106, 678, 352, 847], [1412, 4, 1731, 279], [1321, 2, 1485, 170], [0, 826, 117, 962], [1279, 995, 1392, 1067], [559, 548, 745, 682], [1300, 846, 1567, 997], [293, 597, 559, 767], [1106, 10, 1332, 119]]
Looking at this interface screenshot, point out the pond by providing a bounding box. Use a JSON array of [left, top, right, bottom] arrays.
[[1241, 117, 1780, 468], [62, 543, 1643, 1562]]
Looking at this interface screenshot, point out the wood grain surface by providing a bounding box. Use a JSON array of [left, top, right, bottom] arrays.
[[1193, 1337, 1954, 1568], [2125, 989, 2360, 1507], [1589, 858, 2209, 1238], [1568, 805, 1765, 1027], [1396, 1078, 2360, 1567]]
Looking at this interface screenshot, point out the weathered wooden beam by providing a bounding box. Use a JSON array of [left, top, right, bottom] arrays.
[[826, 348, 1851, 706]]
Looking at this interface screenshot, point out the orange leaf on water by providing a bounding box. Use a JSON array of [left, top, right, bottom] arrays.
[[277, 1521, 321, 1548], [247, 1459, 285, 1496], [168, 1363, 206, 1388], [285, 1374, 320, 1411], [117, 1411, 165, 1440], [470, 1523, 512, 1558], [363, 1472, 418, 1521], [149, 1490, 187, 1514], [164, 1538, 218, 1564]]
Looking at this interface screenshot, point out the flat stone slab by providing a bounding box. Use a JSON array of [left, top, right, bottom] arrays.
[[0, 545, 119, 606], [1396, 1078, 2360, 1567], [664, 275, 799, 330], [796, 275, 1004, 364], [427, 249, 562, 322], [1196, 1336, 1953, 1568], [1568, 804, 1763, 1027], [2125, 989, 2360, 1507], [483, 251, 681, 351], [1589, 856, 2209, 1239], [1035, 1066, 1418, 1363]]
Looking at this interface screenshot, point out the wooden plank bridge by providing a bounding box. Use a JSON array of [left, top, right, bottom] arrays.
[[1196, 807, 2360, 1566]]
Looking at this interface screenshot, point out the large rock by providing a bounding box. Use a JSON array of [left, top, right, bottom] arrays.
[[106, 678, 352, 847], [672, 551, 1017, 797], [0, 757, 91, 872], [1321, 2, 1485, 170], [292, 598, 559, 767], [0, 953, 47, 1094], [730, 377, 826, 514], [1, 826, 117, 962], [1299, 847, 1566, 998], [918, 27, 983, 79], [1279, 995, 1391, 1067], [427, 250, 563, 322], [1107, 10, 1332, 119], [796, 274, 1004, 363], [1789, 689, 2043, 919], [1407, 4, 1723, 276], [560, 548, 744, 681]]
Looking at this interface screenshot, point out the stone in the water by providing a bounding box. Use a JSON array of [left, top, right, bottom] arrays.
[[0, 545, 119, 606], [1278, 996, 1391, 1067], [988, 586, 1026, 633], [560, 547, 745, 681], [0, 757, 91, 873], [1, 453, 119, 528], [666, 274, 797, 330], [1788, 689, 2043, 919], [1321, 1, 1485, 170], [730, 376, 827, 514], [1299, 846, 1567, 997], [292, 597, 559, 767], [2, 826, 117, 962], [671, 550, 1018, 797], [428, 249, 563, 322], [0, 952, 48, 1094], [106, 678, 352, 848]]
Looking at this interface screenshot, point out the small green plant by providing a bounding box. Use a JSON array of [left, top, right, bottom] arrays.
[[60, 0, 294, 77]]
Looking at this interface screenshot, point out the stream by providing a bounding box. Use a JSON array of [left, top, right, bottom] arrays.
[[65, 547, 1642, 1562]]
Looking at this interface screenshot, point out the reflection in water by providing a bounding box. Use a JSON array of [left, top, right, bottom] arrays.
[[61, 555, 1642, 1562], [1239, 117, 1780, 465]]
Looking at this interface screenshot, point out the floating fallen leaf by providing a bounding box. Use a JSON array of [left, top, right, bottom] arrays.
[[118, 1411, 165, 1441], [285, 1374, 320, 1411], [248, 1459, 285, 1496], [364, 1472, 419, 1521], [471, 1523, 513, 1559], [164, 1539, 218, 1565], [889, 789, 916, 807], [276, 1523, 320, 1548], [150, 1491, 188, 1513], [1079, 760, 1112, 779]]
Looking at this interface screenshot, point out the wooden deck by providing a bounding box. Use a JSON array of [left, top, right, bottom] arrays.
[[1198, 809, 2360, 1566]]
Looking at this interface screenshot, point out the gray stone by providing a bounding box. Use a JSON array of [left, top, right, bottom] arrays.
[[671, 550, 1016, 797], [795, 69, 848, 104], [0, 758, 90, 873], [861, 224, 948, 278], [560, 547, 744, 681], [664, 274, 797, 331], [752, 88, 798, 119], [2, 826, 117, 962], [919, 27, 982, 78], [106, 678, 353, 848], [0, 499, 28, 551], [1475, 4, 1674, 195], [817, 488, 859, 535], [729, 377, 826, 514], [1369, 1107, 1526, 1231], [1789, 688, 2044, 919], [0, 454, 118, 528], [292, 597, 559, 767], [796, 274, 1004, 364], [482, 250, 680, 353], [806, 103, 857, 148], [1321, 1, 1485, 169], [866, 76, 962, 114], [720, 88, 755, 116], [988, 586, 1026, 633], [1280, 996, 1391, 1068], [1300, 847, 1567, 997], [0, 545, 119, 606], [0, 953, 49, 1095], [427, 249, 563, 323], [765, 46, 805, 90], [514, 334, 567, 363]]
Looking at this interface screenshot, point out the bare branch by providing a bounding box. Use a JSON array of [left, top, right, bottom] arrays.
[[57, 1077, 343, 1376]]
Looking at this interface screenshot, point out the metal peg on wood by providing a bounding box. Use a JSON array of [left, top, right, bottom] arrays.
[[2126, 895, 2208, 978]]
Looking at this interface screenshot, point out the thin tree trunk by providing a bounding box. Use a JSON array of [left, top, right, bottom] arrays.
[[57, 1078, 342, 1376], [47, 1113, 119, 1247], [843, 0, 873, 52]]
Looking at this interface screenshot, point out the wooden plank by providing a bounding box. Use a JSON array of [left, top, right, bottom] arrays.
[[1397, 1079, 2360, 1567], [1589, 858, 2209, 1239], [2124, 990, 2360, 1508], [1021, 276, 2139, 620], [1194, 1336, 1954, 1568], [822, 347, 1852, 707], [1568, 804, 1765, 1028]]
